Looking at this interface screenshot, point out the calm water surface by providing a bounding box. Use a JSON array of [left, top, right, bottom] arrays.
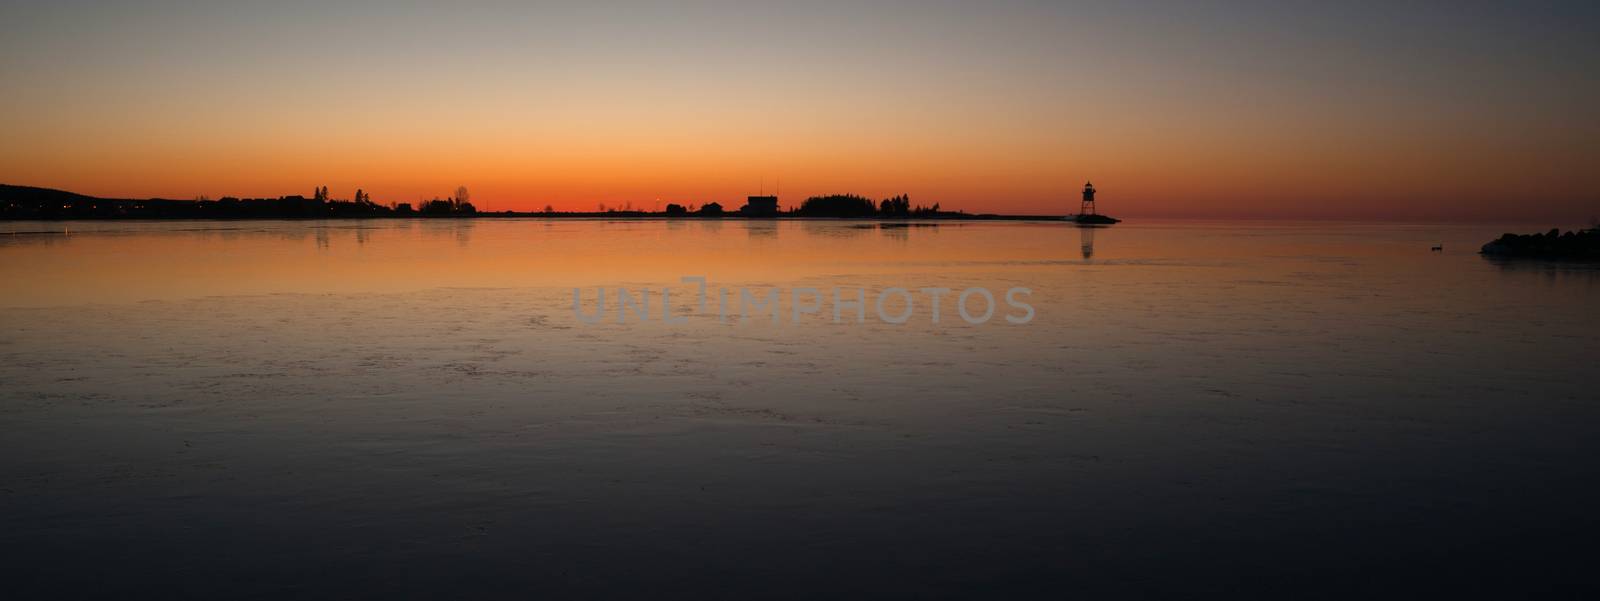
[[2, 219, 1597, 598]]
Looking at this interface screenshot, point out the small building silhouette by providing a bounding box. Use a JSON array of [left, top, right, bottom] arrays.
[[700, 202, 724, 216], [740, 195, 779, 217]]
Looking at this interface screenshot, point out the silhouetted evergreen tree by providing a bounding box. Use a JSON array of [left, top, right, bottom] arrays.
[[798, 194, 877, 217], [878, 194, 911, 217]]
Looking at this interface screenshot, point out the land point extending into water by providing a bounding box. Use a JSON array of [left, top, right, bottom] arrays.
[[1480, 227, 1600, 260], [0, 184, 1105, 222]]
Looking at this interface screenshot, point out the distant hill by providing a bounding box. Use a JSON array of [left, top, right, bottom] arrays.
[[1, 183, 408, 219], [1, 184, 173, 219], [0, 184, 128, 205]]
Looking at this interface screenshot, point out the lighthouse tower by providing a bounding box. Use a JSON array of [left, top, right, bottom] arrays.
[[1080, 181, 1098, 216]]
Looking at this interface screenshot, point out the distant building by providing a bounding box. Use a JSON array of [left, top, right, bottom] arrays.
[[740, 195, 779, 217], [665, 203, 687, 216], [700, 202, 724, 216]]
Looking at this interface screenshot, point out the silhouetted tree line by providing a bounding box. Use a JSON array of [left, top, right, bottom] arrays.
[[1, 184, 478, 219], [794, 193, 942, 218], [5, 183, 973, 220], [419, 187, 477, 215]]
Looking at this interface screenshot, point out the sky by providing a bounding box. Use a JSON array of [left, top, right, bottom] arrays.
[[2, 0, 1597, 220]]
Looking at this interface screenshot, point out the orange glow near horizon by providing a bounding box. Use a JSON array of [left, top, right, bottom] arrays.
[[2, 2, 1597, 221]]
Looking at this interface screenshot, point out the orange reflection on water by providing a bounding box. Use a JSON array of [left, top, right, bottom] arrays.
[[1, 218, 1591, 312]]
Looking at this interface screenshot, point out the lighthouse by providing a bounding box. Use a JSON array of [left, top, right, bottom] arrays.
[[1069, 181, 1120, 224]]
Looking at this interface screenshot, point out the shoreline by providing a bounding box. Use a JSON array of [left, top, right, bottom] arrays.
[[0, 212, 1083, 222]]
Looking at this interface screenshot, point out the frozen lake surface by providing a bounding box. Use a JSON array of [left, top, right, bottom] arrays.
[[2, 219, 1597, 598]]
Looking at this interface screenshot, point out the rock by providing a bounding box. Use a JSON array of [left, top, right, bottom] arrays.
[[1480, 227, 1600, 259]]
